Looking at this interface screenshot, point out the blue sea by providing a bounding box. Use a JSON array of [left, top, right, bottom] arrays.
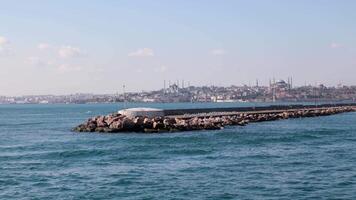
[[1, 103, 356, 199]]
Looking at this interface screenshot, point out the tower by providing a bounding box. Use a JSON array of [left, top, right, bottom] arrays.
[[291, 77, 293, 89], [272, 78, 276, 102], [164, 80, 166, 94], [123, 84, 126, 109]]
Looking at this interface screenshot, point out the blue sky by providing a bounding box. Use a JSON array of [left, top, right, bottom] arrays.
[[1, 0, 356, 95]]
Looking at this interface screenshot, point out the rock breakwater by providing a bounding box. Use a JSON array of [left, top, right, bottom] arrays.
[[73, 106, 356, 133]]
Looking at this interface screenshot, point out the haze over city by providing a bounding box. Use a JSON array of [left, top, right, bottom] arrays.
[[1, 0, 356, 96]]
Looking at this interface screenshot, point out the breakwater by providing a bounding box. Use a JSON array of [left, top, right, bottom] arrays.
[[73, 104, 356, 133]]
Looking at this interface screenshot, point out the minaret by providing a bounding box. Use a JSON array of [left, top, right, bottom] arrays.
[[287, 77, 290, 88], [272, 78, 276, 102], [289, 77, 293, 90], [164, 80, 166, 94], [123, 84, 126, 109], [269, 79, 272, 89]]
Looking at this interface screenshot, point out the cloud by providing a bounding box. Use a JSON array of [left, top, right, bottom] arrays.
[[58, 45, 83, 58], [26, 56, 52, 67], [26, 56, 81, 73], [38, 43, 50, 50], [0, 36, 8, 46], [330, 42, 343, 49], [210, 49, 227, 56], [0, 36, 11, 55], [154, 65, 167, 72], [135, 68, 144, 73], [0, 46, 8, 55], [128, 48, 154, 57], [57, 64, 82, 72]]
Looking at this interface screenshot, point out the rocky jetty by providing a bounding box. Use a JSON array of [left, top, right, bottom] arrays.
[[73, 106, 355, 133]]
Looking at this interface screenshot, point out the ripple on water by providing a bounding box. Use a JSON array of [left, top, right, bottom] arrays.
[[1, 104, 356, 199]]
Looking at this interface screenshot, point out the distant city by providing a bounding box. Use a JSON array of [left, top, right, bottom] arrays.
[[1, 78, 356, 104]]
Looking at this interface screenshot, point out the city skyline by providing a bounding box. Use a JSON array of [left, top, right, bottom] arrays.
[[2, 79, 356, 104], [1, 0, 356, 96], [0, 77, 355, 97]]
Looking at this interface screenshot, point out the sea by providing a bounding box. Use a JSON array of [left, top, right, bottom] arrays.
[[1, 103, 355, 200]]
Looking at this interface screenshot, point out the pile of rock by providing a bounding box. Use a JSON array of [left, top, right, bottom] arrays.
[[73, 106, 355, 133]]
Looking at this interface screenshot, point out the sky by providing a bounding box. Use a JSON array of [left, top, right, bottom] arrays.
[[1, 0, 356, 96]]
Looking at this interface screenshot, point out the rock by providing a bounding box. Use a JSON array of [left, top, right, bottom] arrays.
[[73, 124, 86, 132], [143, 128, 159, 133], [133, 116, 144, 126], [257, 114, 266, 121], [103, 127, 114, 133], [104, 115, 114, 125], [282, 112, 289, 119], [103, 114, 122, 124], [95, 127, 105, 132], [174, 118, 188, 130], [96, 116, 106, 127], [74, 106, 355, 133], [221, 116, 233, 125], [163, 118, 175, 129], [88, 117, 97, 123], [143, 117, 153, 128], [122, 117, 135, 130], [109, 120, 123, 130], [189, 117, 201, 127], [153, 121, 164, 129], [87, 122, 97, 132]]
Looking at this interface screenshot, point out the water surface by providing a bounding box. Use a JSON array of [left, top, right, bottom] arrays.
[[1, 103, 355, 199]]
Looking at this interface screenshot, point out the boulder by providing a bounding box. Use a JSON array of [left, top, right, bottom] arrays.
[[133, 116, 145, 126], [87, 122, 97, 131], [109, 120, 123, 130], [163, 118, 176, 128], [95, 127, 105, 132], [122, 117, 135, 130], [153, 121, 164, 129], [143, 117, 153, 128], [96, 116, 107, 127]]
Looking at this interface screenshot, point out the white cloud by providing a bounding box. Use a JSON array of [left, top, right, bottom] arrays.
[[330, 42, 343, 49], [128, 48, 154, 57], [0, 36, 11, 55], [210, 49, 227, 56], [38, 43, 50, 50], [57, 64, 82, 72], [26, 56, 52, 67], [154, 65, 167, 72], [0, 46, 7, 54], [58, 45, 83, 58], [135, 68, 144, 73], [0, 36, 8, 46], [26, 56, 81, 73]]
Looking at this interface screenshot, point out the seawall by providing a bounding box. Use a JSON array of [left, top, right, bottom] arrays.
[[73, 103, 356, 133], [163, 103, 356, 116]]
